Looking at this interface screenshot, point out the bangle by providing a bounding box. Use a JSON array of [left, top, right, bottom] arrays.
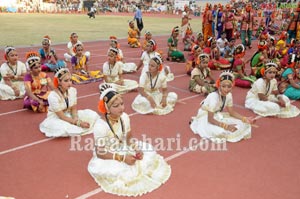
[[242, 117, 247, 123], [221, 123, 224, 128], [76, 120, 81, 127], [115, 154, 122, 162], [113, 153, 116, 160], [219, 122, 223, 128], [122, 154, 126, 162], [224, 124, 228, 130], [220, 122, 228, 130]]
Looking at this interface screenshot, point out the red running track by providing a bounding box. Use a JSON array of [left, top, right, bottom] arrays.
[[0, 33, 300, 199]]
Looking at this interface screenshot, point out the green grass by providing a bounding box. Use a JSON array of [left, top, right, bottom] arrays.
[[0, 13, 202, 48]]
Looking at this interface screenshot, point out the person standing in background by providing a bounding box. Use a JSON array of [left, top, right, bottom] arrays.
[[287, 2, 300, 44], [134, 4, 143, 32], [240, 3, 254, 49], [203, 4, 213, 43], [222, 4, 235, 42]]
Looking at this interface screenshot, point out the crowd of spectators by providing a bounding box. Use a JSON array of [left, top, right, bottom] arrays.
[[0, 0, 299, 16]]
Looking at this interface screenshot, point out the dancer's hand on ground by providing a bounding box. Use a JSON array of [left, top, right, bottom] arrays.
[[148, 97, 156, 108], [80, 121, 90, 128], [124, 155, 137, 165], [227, 124, 237, 132]]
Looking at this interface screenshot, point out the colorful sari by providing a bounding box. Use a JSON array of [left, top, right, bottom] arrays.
[[39, 48, 66, 72], [128, 27, 140, 48], [280, 68, 300, 100], [232, 59, 256, 88], [167, 36, 185, 62], [71, 55, 103, 85], [204, 47, 231, 70], [250, 51, 265, 78], [23, 72, 51, 112]]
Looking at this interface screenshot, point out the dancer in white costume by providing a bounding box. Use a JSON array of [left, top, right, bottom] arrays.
[[63, 33, 90, 62], [136, 39, 174, 81], [0, 46, 26, 100], [132, 55, 177, 115], [39, 67, 99, 137], [109, 36, 137, 73], [88, 83, 171, 196], [245, 61, 300, 118], [101, 47, 138, 94], [190, 71, 255, 143]]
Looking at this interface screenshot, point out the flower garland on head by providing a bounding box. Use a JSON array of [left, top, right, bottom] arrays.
[[107, 47, 121, 62], [4, 46, 16, 61], [197, 32, 203, 39], [172, 26, 180, 35], [42, 35, 51, 45], [53, 67, 70, 88], [145, 30, 152, 38], [269, 36, 276, 46], [196, 53, 209, 65], [148, 39, 157, 51], [98, 83, 121, 114], [260, 61, 278, 76], [258, 40, 268, 51], [216, 70, 235, 88], [109, 36, 120, 49], [25, 51, 41, 70], [128, 20, 135, 27], [152, 54, 163, 71], [70, 32, 77, 41], [108, 47, 119, 56], [191, 44, 200, 54], [73, 42, 83, 53], [234, 44, 245, 58]]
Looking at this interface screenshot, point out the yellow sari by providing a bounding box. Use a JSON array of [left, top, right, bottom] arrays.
[[128, 27, 140, 48], [71, 55, 103, 85]]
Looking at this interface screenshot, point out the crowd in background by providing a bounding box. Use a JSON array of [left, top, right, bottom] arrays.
[[1, 0, 298, 15]]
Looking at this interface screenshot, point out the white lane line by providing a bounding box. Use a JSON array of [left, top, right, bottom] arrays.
[[74, 188, 103, 199], [0, 138, 55, 155], [2, 85, 294, 155], [0, 109, 27, 117], [0, 73, 189, 117], [0, 92, 101, 117], [178, 94, 200, 102], [0, 96, 195, 156], [77, 93, 99, 99], [173, 74, 188, 78]]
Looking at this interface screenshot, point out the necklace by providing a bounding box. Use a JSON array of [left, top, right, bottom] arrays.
[[217, 92, 226, 112], [109, 63, 115, 75], [58, 87, 69, 109], [107, 114, 119, 123], [198, 67, 206, 78], [265, 80, 271, 96], [7, 62, 18, 76], [105, 113, 124, 143], [30, 73, 42, 91], [149, 72, 159, 91]]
